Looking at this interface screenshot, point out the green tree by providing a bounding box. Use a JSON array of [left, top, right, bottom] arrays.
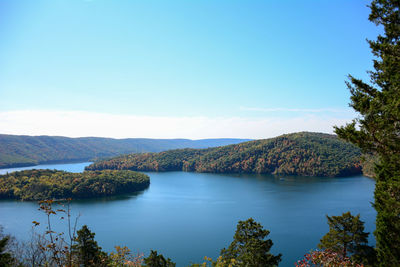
[[334, 0, 400, 265], [318, 212, 375, 265], [143, 250, 176, 267], [0, 236, 13, 267], [220, 218, 281, 267], [72, 225, 108, 266]]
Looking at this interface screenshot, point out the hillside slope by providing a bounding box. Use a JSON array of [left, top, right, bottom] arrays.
[[0, 134, 249, 168], [86, 132, 363, 177]]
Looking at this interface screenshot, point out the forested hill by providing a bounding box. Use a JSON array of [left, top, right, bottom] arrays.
[[0, 169, 150, 200], [0, 134, 250, 169], [86, 132, 363, 177]]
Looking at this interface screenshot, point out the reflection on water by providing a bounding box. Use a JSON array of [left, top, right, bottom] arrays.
[[73, 189, 149, 204]]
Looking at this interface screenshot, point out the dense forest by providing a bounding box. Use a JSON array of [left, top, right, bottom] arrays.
[[0, 169, 150, 200], [0, 134, 249, 169], [86, 132, 363, 177]]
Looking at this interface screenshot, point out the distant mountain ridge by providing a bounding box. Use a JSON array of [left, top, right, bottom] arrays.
[[86, 132, 363, 177], [0, 134, 250, 169]]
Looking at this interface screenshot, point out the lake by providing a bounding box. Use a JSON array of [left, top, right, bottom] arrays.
[[0, 162, 376, 266]]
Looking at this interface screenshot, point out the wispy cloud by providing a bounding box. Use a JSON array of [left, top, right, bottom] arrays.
[[0, 110, 352, 140], [240, 106, 353, 114]]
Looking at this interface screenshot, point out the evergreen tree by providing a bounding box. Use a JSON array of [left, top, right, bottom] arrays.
[[220, 218, 281, 267], [318, 212, 375, 265], [72, 225, 108, 266], [334, 0, 400, 265], [143, 250, 176, 267], [0, 237, 13, 267]]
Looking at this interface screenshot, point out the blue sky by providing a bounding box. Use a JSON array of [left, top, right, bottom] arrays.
[[0, 0, 380, 139]]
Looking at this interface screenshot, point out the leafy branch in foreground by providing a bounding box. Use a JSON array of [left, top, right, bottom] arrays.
[[0, 235, 14, 267], [31, 200, 142, 266], [296, 212, 376, 267], [295, 250, 364, 267], [318, 212, 376, 266]]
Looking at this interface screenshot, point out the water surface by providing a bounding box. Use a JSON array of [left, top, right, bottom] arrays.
[[0, 162, 376, 266], [0, 162, 92, 175]]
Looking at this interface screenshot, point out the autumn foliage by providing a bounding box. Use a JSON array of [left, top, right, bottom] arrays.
[[87, 132, 362, 177]]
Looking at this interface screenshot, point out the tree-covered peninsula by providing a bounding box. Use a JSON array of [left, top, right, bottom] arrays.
[[0, 169, 150, 201], [86, 132, 363, 177]]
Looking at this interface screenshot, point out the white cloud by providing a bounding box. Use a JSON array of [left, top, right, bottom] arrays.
[[0, 110, 353, 139], [240, 106, 355, 114]]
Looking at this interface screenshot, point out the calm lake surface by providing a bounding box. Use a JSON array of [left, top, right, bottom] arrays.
[[0, 162, 376, 266]]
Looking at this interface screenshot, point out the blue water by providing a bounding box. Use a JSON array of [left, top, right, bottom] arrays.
[[0, 162, 92, 175], [0, 162, 376, 266]]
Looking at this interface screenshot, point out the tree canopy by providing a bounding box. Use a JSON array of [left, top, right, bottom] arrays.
[[72, 225, 108, 266], [318, 212, 375, 265], [0, 169, 150, 200], [220, 218, 281, 267], [334, 0, 400, 265], [0, 134, 248, 169], [143, 250, 176, 267], [87, 132, 363, 177], [0, 236, 13, 267]]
